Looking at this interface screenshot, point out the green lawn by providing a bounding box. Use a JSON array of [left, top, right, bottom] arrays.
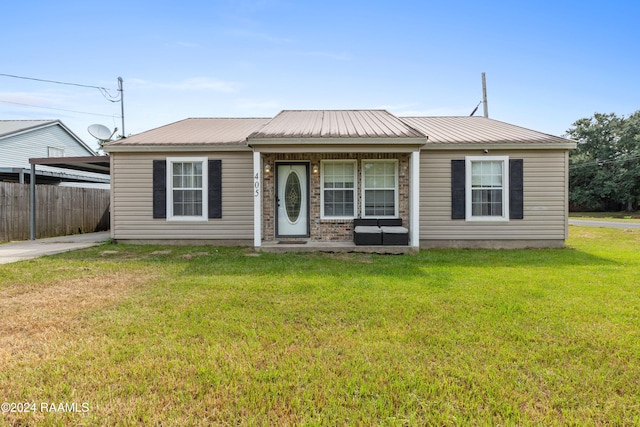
[[1, 227, 639, 426]]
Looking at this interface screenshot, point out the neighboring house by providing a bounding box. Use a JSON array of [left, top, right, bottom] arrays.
[[103, 110, 576, 249], [0, 120, 109, 185]]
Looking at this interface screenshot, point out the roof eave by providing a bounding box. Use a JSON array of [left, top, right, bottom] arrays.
[[422, 142, 577, 150], [248, 136, 428, 146], [104, 143, 252, 153]]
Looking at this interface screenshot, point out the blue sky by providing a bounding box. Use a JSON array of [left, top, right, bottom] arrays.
[[2, 0, 639, 150]]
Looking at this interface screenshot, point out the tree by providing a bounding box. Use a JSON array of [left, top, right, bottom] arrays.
[[567, 111, 640, 211]]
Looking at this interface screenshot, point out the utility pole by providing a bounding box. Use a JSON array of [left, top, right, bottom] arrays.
[[482, 72, 489, 118], [118, 76, 125, 137]]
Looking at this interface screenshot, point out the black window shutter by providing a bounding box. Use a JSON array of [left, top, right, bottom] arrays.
[[509, 159, 524, 219], [451, 160, 466, 219], [152, 160, 166, 219], [208, 159, 222, 218]]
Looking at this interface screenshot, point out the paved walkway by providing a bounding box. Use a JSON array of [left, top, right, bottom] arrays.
[[569, 219, 640, 229], [0, 232, 110, 264]]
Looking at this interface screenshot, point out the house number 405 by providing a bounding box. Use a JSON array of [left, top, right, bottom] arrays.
[[254, 173, 260, 197]]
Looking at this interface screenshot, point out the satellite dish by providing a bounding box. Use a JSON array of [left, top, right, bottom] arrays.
[[88, 124, 116, 141]]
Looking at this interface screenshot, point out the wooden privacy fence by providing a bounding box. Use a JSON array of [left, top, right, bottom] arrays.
[[0, 182, 110, 242]]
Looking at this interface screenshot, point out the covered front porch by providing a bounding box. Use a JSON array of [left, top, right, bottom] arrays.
[[251, 150, 422, 250], [246, 110, 427, 251]]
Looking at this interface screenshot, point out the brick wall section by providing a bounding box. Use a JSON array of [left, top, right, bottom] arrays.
[[262, 153, 410, 242]]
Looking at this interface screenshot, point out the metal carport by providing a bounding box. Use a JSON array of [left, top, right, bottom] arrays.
[[27, 156, 111, 240]]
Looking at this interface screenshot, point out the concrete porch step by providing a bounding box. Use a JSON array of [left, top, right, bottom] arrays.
[[257, 241, 417, 254]]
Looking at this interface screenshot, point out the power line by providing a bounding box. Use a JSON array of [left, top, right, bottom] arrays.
[[0, 100, 122, 118], [1, 72, 111, 90], [0, 72, 120, 101], [0, 72, 124, 127]]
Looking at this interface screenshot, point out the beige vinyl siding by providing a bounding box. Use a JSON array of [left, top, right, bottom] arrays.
[[420, 149, 569, 241], [111, 151, 253, 240]]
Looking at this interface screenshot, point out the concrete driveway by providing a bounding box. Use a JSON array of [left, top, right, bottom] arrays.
[[569, 219, 640, 229], [0, 232, 110, 264]]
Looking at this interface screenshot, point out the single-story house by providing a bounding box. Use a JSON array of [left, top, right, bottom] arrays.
[[103, 110, 576, 250]]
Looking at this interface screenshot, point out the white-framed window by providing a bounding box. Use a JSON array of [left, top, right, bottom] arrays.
[[465, 156, 509, 221], [167, 157, 208, 221], [48, 147, 64, 157], [321, 160, 357, 218], [362, 159, 398, 217]]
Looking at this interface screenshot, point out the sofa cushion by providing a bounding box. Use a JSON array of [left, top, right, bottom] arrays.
[[380, 226, 408, 234], [354, 225, 382, 234]]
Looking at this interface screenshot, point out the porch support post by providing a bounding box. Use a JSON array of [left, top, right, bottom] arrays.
[[410, 150, 420, 248], [30, 163, 36, 240], [253, 150, 262, 247]]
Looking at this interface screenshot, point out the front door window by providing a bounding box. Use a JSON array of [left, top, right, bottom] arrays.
[[276, 164, 309, 237], [284, 171, 302, 222]]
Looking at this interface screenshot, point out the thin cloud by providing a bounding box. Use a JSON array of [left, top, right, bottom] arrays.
[[298, 50, 352, 61], [129, 77, 241, 93], [230, 29, 293, 45], [0, 91, 60, 106], [164, 41, 200, 48]]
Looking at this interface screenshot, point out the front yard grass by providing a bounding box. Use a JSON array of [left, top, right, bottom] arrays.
[[1, 226, 639, 425]]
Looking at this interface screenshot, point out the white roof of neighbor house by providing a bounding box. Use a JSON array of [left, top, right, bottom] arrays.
[[401, 116, 571, 145], [0, 119, 96, 155], [106, 118, 271, 146], [0, 120, 59, 139], [249, 110, 424, 139]]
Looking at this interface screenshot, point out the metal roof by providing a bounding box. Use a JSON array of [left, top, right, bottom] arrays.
[[0, 167, 110, 184], [29, 156, 110, 174], [400, 116, 571, 144], [105, 118, 271, 146], [104, 112, 574, 150], [249, 110, 425, 139]]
